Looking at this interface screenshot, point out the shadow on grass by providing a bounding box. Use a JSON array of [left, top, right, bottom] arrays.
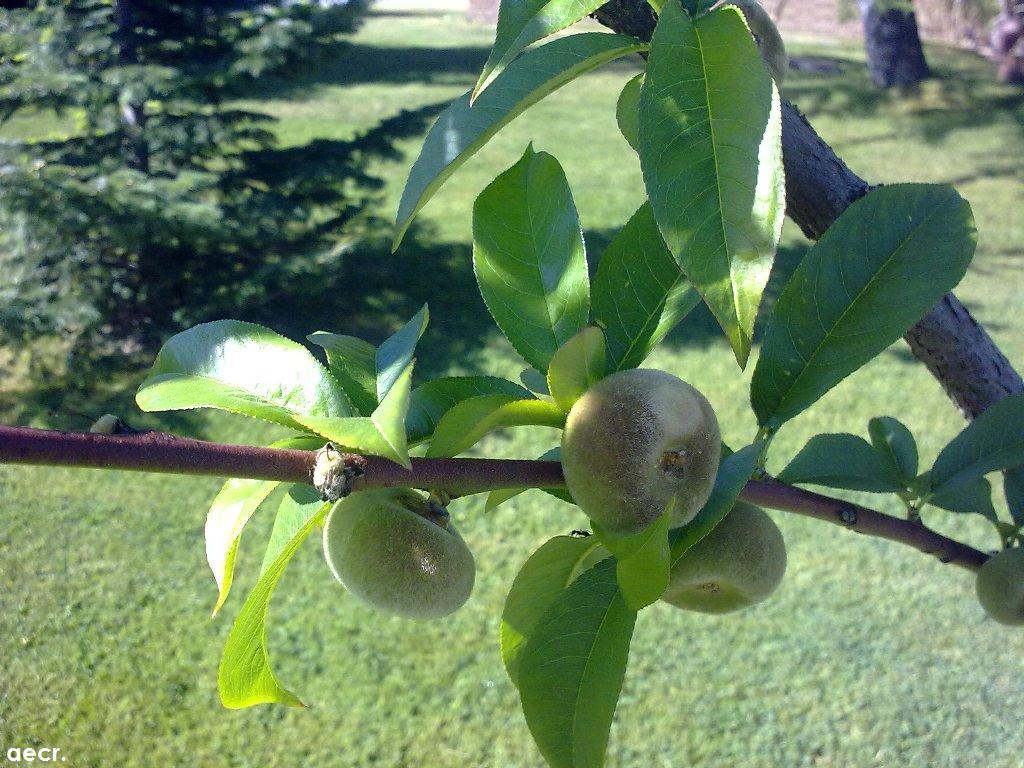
[[244, 37, 642, 100], [0, 101, 453, 429], [784, 49, 1024, 147], [244, 42, 492, 99]]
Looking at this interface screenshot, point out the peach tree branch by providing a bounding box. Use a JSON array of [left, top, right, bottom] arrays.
[[0, 424, 988, 572]]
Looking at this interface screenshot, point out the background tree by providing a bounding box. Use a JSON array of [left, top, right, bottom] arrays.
[[0, 0, 371, 363], [856, 0, 931, 86], [990, 0, 1024, 82]]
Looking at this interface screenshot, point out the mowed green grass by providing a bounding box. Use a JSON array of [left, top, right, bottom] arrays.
[[4, 7, 1024, 767]]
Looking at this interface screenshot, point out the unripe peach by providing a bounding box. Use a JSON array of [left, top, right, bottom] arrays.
[[323, 488, 475, 620], [662, 501, 787, 614], [561, 368, 721, 535]]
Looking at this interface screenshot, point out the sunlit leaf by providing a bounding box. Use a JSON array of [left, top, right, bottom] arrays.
[[307, 332, 377, 415], [298, 361, 415, 468], [207, 435, 326, 616], [376, 304, 428, 402], [394, 33, 647, 247], [473, 147, 589, 373], [426, 393, 565, 458], [547, 327, 606, 413], [260, 485, 326, 573], [474, 0, 610, 99], [639, 1, 785, 367], [594, 508, 671, 611], [218, 500, 330, 709], [137, 320, 352, 429], [406, 376, 531, 444]]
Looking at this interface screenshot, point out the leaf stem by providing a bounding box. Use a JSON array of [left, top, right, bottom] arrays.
[[0, 424, 988, 572]]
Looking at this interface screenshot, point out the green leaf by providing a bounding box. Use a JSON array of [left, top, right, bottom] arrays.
[[594, 508, 672, 611], [376, 304, 428, 402], [638, 1, 785, 367], [260, 485, 326, 574], [592, 203, 701, 372], [1005, 466, 1024, 527], [394, 32, 647, 248], [474, 0, 610, 99], [930, 394, 1024, 495], [306, 332, 377, 415], [137, 320, 352, 429], [547, 327, 606, 413], [426, 394, 565, 458], [208, 479, 278, 616], [406, 376, 531, 444], [500, 534, 608, 687], [615, 73, 642, 152], [520, 368, 552, 396], [670, 442, 761, 564], [928, 476, 996, 520], [298, 361, 415, 468], [778, 433, 905, 493], [751, 184, 976, 429], [485, 447, 574, 510], [474, 146, 590, 373], [218, 499, 330, 709], [517, 557, 636, 768], [868, 416, 919, 484], [206, 435, 326, 616], [307, 306, 429, 416]]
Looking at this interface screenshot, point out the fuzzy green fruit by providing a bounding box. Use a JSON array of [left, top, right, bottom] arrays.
[[663, 501, 786, 614], [976, 547, 1024, 626], [323, 488, 475, 620], [561, 368, 721, 536], [728, 0, 788, 84]]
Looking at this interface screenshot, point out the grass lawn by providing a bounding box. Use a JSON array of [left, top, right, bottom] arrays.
[[3, 6, 1024, 767]]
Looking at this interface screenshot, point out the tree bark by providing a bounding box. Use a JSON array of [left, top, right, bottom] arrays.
[[858, 0, 930, 88], [114, 0, 150, 173], [0, 424, 990, 571], [990, 1, 1024, 85], [593, 0, 1023, 420]]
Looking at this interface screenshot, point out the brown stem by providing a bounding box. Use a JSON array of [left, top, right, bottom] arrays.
[[592, 0, 1023, 419], [0, 425, 564, 496], [741, 477, 988, 571], [0, 425, 989, 572]]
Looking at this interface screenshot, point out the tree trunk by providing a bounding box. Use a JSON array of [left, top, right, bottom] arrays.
[[114, 0, 150, 173], [858, 0, 930, 88], [990, 1, 1024, 85]]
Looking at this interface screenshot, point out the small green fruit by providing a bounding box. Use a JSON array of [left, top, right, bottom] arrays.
[[976, 547, 1024, 626], [663, 501, 786, 614], [323, 488, 475, 620], [729, 0, 788, 85], [561, 368, 721, 535]]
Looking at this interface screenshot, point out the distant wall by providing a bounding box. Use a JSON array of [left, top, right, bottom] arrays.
[[765, 0, 988, 47], [467, 0, 498, 23], [464, 0, 991, 48]]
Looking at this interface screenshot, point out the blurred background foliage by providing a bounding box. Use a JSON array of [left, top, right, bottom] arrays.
[[0, 0, 374, 374]]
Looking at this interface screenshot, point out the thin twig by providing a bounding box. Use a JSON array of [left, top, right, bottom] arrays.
[[0, 425, 989, 572]]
